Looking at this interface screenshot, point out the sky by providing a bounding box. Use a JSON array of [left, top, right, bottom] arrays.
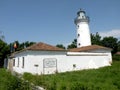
[[0, 0, 120, 46]]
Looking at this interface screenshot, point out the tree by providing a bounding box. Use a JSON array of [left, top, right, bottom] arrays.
[[24, 41, 35, 47], [66, 32, 120, 54], [0, 39, 10, 67], [67, 39, 77, 49], [117, 41, 120, 51], [56, 44, 65, 49], [91, 32, 102, 45], [101, 36, 118, 54], [9, 41, 36, 52]]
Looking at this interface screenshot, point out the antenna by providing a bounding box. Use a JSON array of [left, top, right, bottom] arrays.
[[0, 31, 5, 42]]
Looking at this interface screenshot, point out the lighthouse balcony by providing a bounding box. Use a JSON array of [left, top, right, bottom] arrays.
[[74, 18, 89, 24]]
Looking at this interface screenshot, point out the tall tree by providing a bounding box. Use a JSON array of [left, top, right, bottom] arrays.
[[117, 41, 120, 51], [65, 32, 120, 54], [91, 32, 102, 45], [0, 39, 10, 67], [101, 36, 118, 54]]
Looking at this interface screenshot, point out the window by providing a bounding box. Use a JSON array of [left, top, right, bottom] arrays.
[[17, 58, 19, 67], [13, 59, 15, 66], [73, 64, 76, 68], [78, 34, 80, 37], [22, 57, 24, 68], [82, 16, 84, 18]]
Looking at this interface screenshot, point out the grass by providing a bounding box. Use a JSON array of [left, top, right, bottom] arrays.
[[22, 61, 120, 90], [0, 69, 32, 90], [0, 61, 120, 90]]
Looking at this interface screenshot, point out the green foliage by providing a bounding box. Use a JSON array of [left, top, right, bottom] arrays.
[[0, 69, 32, 90], [67, 39, 77, 49], [68, 33, 120, 55], [0, 40, 35, 67], [67, 33, 102, 49], [0, 39, 10, 67], [10, 41, 36, 52], [22, 61, 120, 90], [117, 41, 120, 51], [91, 32, 102, 45], [102, 36, 118, 54], [56, 44, 66, 49], [112, 54, 120, 61]]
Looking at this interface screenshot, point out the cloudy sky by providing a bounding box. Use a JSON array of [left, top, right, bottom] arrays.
[[0, 0, 120, 45]]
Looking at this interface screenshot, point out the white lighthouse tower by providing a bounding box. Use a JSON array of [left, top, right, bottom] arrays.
[[74, 9, 91, 48]]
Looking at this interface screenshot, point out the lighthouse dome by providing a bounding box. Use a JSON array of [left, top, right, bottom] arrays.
[[74, 9, 89, 24]]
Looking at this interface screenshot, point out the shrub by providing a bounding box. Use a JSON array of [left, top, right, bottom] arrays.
[[112, 54, 120, 61]]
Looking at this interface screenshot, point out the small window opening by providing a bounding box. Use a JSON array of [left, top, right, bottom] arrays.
[[82, 16, 84, 18], [17, 58, 19, 67], [13, 59, 15, 66], [73, 64, 76, 68], [22, 57, 24, 68]]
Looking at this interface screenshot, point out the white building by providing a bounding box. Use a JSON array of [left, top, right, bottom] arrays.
[[8, 42, 112, 75], [7, 9, 112, 75], [75, 9, 91, 47]]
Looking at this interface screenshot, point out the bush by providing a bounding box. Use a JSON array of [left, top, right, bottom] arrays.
[[112, 54, 120, 61]]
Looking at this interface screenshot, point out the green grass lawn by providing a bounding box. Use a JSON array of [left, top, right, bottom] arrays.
[[0, 69, 32, 90], [23, 61, 120, 90]]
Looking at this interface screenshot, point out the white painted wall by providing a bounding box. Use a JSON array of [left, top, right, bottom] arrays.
[[87, 49, 112, 63], [77, 22, 91, 47], [12, 50, 112, 75]]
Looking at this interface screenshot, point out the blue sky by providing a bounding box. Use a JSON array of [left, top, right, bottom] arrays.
[[0, 0, 120, 46]]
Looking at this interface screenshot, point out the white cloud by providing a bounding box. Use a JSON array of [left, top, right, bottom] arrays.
[[99, 29, 120, 38]]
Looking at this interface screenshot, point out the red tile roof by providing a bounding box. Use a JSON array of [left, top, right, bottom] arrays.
[[25, 42, 65, 51], [13, 42, 65, 55], [69, 45, 112, 52], [13, 43, 111, 55]]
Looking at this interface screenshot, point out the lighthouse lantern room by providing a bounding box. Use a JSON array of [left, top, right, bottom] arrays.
[[74, 9, 91, 48]]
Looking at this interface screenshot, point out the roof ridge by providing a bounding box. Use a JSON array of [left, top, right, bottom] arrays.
[[13, 42, 66, 55], [25, 42, 65, 51], [69, 45, 112, 52]]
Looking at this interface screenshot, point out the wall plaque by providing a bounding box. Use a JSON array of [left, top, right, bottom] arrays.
[[43, 58, 57, 68]]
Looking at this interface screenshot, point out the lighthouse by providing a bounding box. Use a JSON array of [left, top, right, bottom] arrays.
[[74, 9, 91, 48]]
